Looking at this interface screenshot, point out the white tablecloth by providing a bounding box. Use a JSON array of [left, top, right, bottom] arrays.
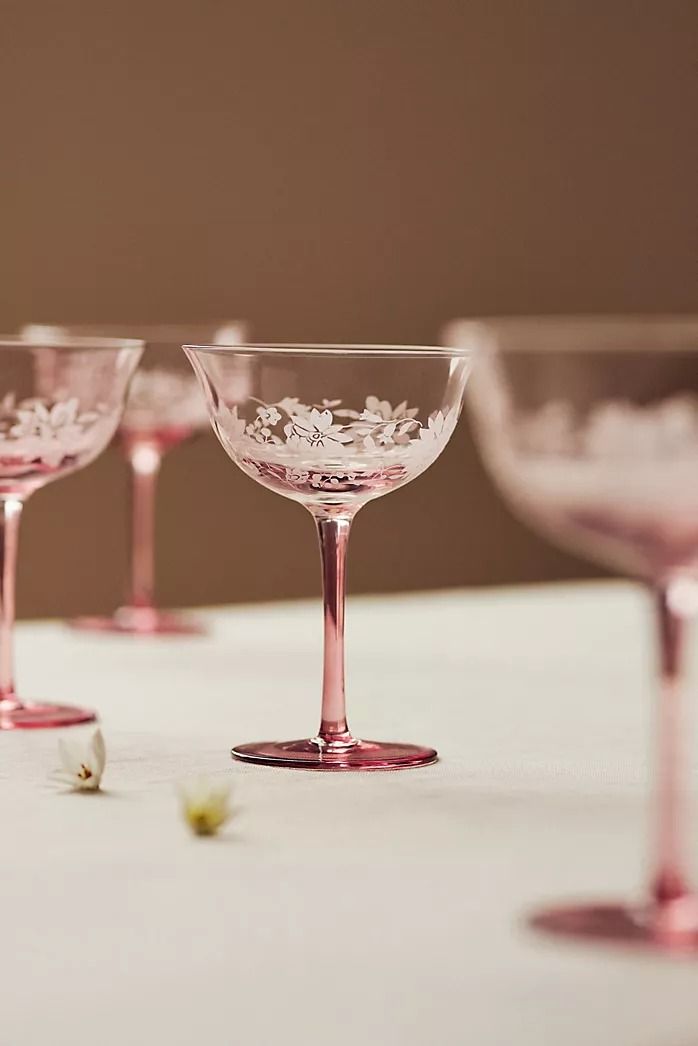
[[2, 583, 698, 1046]]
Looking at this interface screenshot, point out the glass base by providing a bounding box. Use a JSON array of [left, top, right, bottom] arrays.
[[529, 899, 698, 955], [231, 737, 438, 771], [69, 606, 204, 637], [0, 701, 96, 730]]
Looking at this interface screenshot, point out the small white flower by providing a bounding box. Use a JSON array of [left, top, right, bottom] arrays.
[[285, 408, 353, 450], [55, 728, 106, 791], [257, 405, 282, 426], [179, 777, 233, 837]]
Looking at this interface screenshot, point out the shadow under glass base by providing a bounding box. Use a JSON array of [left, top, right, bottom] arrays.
[[0, 701, 96, 730], [529, 899, 698, 955], [232, 737, 438, 771], [69, 606, 205, 637]]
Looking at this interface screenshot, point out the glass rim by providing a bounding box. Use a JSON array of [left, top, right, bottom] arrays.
[[445, 314, 698, 349], [21, 321, 247, 342], [182, 342, 472, 359], [0, 335, 145, 352]]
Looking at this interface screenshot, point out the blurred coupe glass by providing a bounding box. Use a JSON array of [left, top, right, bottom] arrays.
[[449, 315, 698, 953], [22, 322, 246, 635], [0, 335, 142, 728]]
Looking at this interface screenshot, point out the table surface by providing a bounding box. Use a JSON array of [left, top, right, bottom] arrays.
[[2, 582, 698, 1046]]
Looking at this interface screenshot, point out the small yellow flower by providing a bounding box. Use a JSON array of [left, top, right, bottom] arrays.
[[179, 777, 232, 837]]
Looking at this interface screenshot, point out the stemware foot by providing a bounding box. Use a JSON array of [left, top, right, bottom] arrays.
[[231, 737, 438, 771], [69, 606, 204, 637], [529, 898, 698, 955], [0, 701, 96, 730]]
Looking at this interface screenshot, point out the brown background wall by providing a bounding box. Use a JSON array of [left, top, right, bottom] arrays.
[[1, 1, 696, 617]]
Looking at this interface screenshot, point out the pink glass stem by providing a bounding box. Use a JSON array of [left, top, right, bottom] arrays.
[[651, 582, 693, 907], [0, 497, 23, 710], [126, 441, 162, 610], [313, 513, 357, 750]]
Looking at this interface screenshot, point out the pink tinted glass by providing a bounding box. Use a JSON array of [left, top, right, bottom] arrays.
[[185, 343, 471, 770], [0, 335, 142, 728], [457, 315, 698, 953]]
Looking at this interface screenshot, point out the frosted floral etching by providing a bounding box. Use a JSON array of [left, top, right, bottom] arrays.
[[123, 369, 209, 430], [464, 391, 698, 590], [0, 393, 109, 470], [217, 395, 455, 457], [493, 395, 698, 567], [212, 394, 457, 497], [513, 396, 698, 460]]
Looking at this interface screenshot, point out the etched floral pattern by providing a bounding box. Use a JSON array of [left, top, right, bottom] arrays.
[[0, 395, 109, 470], [216, 395, 456, 460], [480, 393, 698, 582], [514, 396, 698, 460], [123, 368, 210, 431], [211, 394, 458, 499]]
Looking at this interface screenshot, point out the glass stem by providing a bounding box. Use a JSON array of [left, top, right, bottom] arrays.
[[0, 496, 24, 709], [651, 582, 693, 906], [313, 513, 357, 749], [126, 442, 162, 610]]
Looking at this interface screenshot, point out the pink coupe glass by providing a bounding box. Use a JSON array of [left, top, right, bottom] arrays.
[[455, 315, 698, 953], [23, 323, 246, 635], [0, 334, 143, 728], [184, 343, 472, 770]]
